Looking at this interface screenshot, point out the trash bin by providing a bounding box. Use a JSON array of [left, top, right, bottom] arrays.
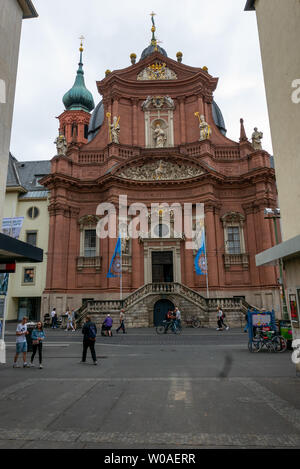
[[279, 320, 293, 350]]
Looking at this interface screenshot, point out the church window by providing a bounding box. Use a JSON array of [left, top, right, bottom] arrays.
[[226, 226, 241, 254], [84, 229, 97, 257], [84, 124, 89, 139], [221, 212, 246, 255]]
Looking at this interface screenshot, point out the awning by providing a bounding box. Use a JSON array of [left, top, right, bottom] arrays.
[[256, 234, 300, 267], [0, 233, 43, 264]]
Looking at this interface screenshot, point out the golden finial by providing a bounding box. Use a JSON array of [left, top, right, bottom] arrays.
[[202, 66, 208, 72], [79, 35, 85, 52]]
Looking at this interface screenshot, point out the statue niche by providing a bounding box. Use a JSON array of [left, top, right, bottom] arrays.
[[152, 120, 167, 148], [142, 95, 174, 148]]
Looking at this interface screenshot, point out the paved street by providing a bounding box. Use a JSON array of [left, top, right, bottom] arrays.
[[0, 323, 300, 449]]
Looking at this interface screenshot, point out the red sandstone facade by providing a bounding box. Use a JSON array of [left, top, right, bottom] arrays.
[[41, 48, 281, 325]]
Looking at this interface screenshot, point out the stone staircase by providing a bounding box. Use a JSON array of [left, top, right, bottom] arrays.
[[75, 282, 254, 329]]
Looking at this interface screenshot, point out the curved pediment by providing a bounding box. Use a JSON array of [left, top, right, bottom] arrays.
[[115, 158, 205, 181]]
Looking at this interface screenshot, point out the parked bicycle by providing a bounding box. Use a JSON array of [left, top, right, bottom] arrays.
[[183, 316, 202, 328], [248, 327, 287, 353], [156, 320, 182, 335]]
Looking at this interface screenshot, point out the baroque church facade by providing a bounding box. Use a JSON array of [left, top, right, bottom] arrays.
[[41, 20, 281, 326]]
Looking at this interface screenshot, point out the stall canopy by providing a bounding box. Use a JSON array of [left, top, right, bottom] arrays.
[[0, 233, 43, 264]]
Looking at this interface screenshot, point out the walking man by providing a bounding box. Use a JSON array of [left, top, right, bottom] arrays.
[[13, 316, 29, 368], [50, 308, 57, 329], [174, 306, 182, 331], [116, 309, 126, 334], [81, 316, 97, 365]]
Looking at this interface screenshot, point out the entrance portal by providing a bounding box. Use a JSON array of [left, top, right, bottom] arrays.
[[153, 299, 175, 326], [152, 251, 173, 283]]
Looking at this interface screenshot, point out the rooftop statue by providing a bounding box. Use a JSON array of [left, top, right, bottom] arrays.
[[195, 113, 211, 141], [251, 127, 263, 150], [54, 134, 67, 155]]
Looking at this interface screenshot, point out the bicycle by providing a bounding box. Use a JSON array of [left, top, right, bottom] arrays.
[[183, 316, 201, 328], [248, 327, 287, 353], [156, 320, 181, 335]]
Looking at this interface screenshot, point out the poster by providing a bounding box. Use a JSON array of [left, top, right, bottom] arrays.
[[289, 294, 299, 323], [2, 217, 24, 239]]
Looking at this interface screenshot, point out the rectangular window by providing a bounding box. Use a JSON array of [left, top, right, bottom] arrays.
[[26, 231, 37, 246], [227, 227, 241, 254], [84, 229, 96, 257], [23, 268, 35, 284]]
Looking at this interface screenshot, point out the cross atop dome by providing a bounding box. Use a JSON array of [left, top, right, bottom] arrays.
[[140, 13, 168, 61]]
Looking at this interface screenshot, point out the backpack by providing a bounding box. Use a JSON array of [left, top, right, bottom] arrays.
[[88, 323, 97, 339], [222, 311, 226, 319]]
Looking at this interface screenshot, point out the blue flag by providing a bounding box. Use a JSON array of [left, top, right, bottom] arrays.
[[107, 236, 122, 278], [194, 229, 207, 276]]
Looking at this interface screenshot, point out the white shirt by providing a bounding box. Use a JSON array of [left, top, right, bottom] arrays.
[[51, 310, 56, 318], [176, 309, 181, 319], [16, 323, 27, 343]]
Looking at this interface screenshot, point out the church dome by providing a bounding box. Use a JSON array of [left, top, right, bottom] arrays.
[[212, 101, 227, 136], [140, 44, 168, 61], [88, 99, 104, 141], [63, 46, 95, 113]]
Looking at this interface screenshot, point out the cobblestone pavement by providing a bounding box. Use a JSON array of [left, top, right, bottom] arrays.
[[0, 325, 299, 449]]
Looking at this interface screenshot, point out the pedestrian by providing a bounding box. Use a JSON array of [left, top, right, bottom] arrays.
[[13, 316, 29, 368], [71, 309, 77, 331], [216, 306, 223, 331], [174, 306, 182, 331], [220, 308, 229, 331], [81, 315, 97, 365], [30, 321, 45, 369], [103, 314, 113, 336], [164, 309, 176, 333], [65, 309, 75, 331], [50, 308, 57, 329], [116, 309, 126, 334]]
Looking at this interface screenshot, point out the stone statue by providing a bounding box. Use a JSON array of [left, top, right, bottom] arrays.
[[199, 115, 211, 141], [251, 127, 263, 150], [153, 123, 166, 148], [54, 134, 67, 155], [110, 116, 120, 144]]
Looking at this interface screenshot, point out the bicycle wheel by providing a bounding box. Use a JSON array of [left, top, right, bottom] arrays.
[[156, 326, 165, 334], [266, 340, 276, 352], [248, 340, 262, 352], [273, 335, 287, 353], [192, 320, 201, 328]]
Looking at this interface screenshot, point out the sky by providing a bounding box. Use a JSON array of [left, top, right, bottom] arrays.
[[10, 0, 273, 161]]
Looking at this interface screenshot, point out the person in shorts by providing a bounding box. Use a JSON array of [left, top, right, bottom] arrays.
[[13, 316, 29, 368]]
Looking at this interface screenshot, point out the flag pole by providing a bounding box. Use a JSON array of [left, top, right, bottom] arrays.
[[204, 230, 209, 298], [120, 234, 122, 302]]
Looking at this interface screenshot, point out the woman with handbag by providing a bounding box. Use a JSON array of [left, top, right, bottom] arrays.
[[30, 321, 46, 369]]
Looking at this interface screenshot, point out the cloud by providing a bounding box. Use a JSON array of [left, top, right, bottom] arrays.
[[10, 0, 273, 161]]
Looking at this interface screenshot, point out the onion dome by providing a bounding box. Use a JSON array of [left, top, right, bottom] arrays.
[[62, 41, 95, 112], [212, 101, 227, 136], [88, 100, 104, 141], [140, 12, 168, 61]]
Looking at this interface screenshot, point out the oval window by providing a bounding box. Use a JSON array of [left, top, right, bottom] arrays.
[[27, 206, 39, 219]]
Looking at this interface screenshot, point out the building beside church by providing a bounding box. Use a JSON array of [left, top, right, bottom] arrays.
[[41, 19, 281, 326], [245, 0, 300, 372], [4, 154, 50, 321]]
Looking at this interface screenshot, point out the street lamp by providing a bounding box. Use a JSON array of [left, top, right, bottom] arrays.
[[264, 207, 288, 319]]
